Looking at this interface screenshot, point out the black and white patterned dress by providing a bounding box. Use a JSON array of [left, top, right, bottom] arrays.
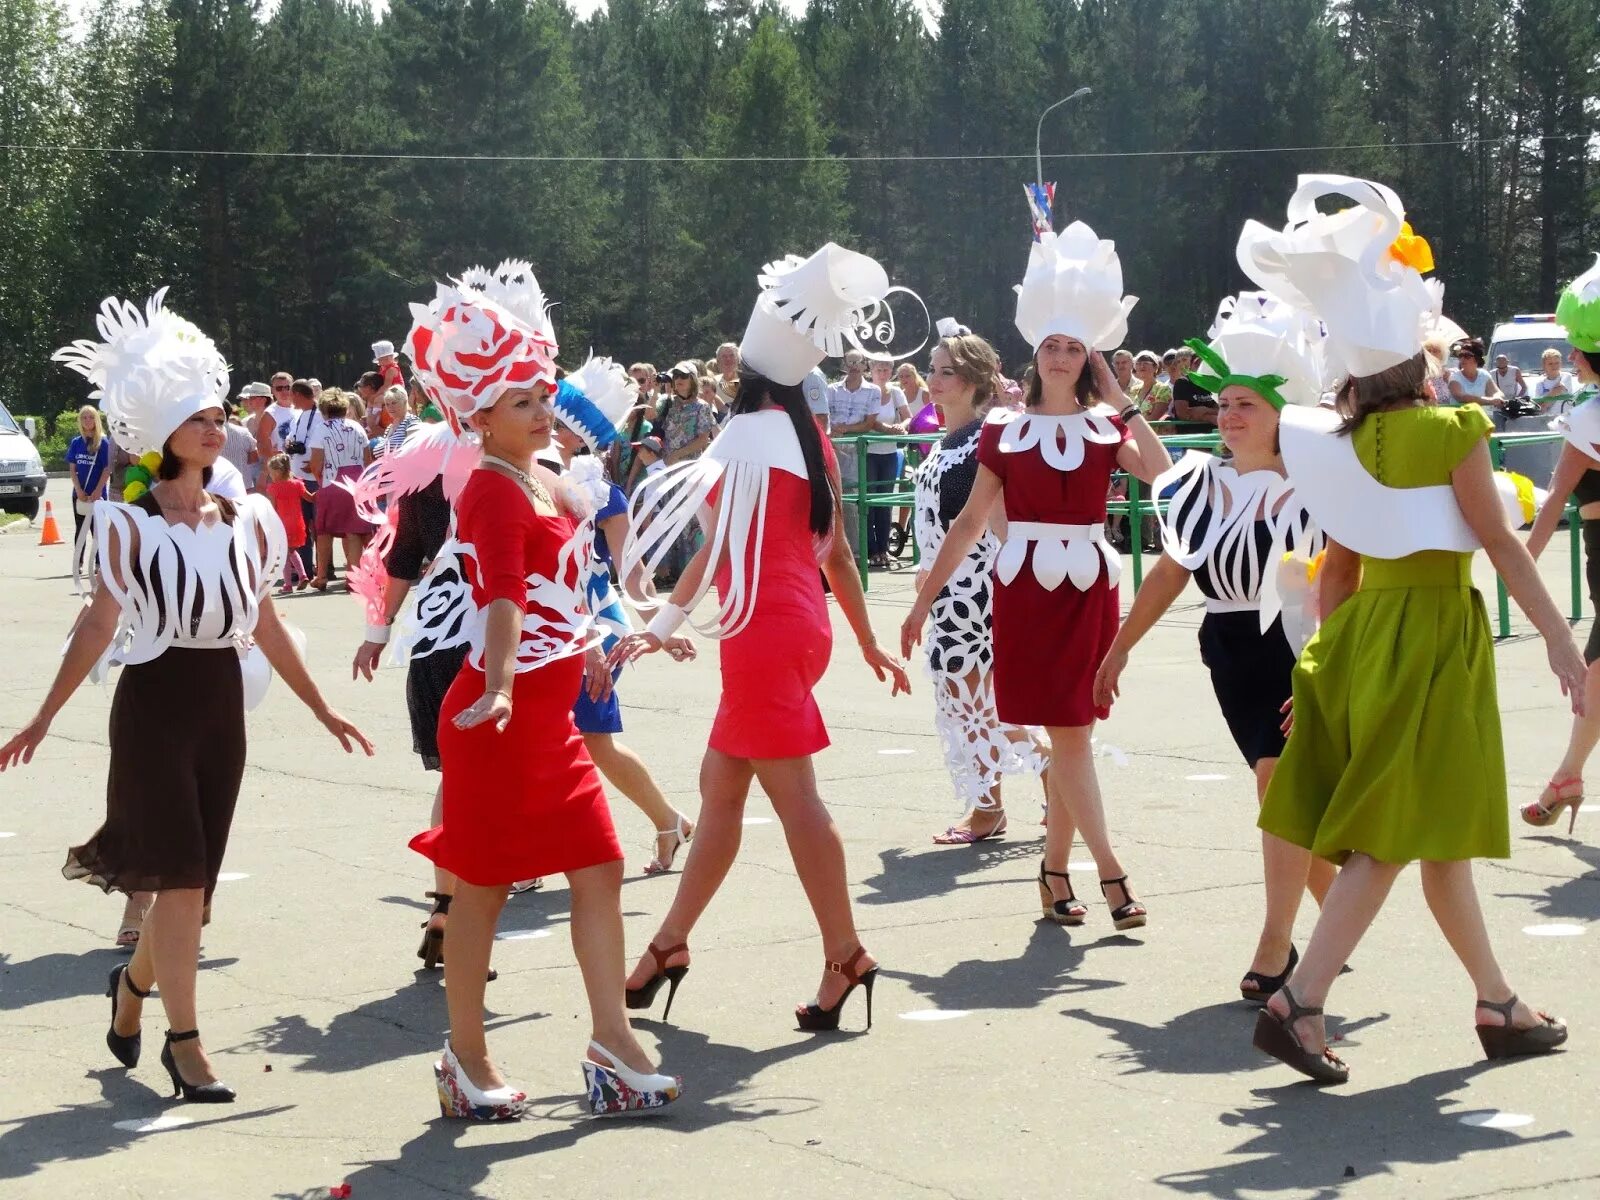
[[913, 418, 1046, 810], [1157, 452, 1322, 766]]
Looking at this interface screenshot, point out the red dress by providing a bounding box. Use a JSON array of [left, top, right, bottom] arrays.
[[977, 407, 1129, 727], [409, 471, 621, 886], [707, 427, 836, 759]]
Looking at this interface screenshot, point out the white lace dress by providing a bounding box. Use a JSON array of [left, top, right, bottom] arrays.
[[913, 419, 1046, 811]]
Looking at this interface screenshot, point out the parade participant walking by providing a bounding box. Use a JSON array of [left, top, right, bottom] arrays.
[[0, 290, 372, 1104], [1237, 176, 1578, 1084], [403, 269, 681, 1120], [912, 331, 1047, 844], [902, 222, 1171, 930], [550, 355, 698, 873], [1523, 256, 1600, 835], [614, 244, 912, 1034], [1093, 290, 1332, 999]]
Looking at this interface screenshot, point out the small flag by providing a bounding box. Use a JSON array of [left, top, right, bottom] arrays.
[[1025, 182, 1055, 240]]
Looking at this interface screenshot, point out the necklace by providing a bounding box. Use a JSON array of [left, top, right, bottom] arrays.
[[482, 454, 554, 507]]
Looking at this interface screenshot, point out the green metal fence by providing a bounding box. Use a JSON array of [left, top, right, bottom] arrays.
[[840, 427, 1583, 639]]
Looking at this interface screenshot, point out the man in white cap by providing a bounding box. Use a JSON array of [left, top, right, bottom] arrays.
[[237, 381, 274, 487]]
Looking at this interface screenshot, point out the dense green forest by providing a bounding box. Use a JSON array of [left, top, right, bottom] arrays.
[[0, 0, 1595, 414]]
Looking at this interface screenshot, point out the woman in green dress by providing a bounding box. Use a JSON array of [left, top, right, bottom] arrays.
[[1252, 356, 1583, 1083]]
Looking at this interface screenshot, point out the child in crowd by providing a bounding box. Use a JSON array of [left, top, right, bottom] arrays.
[[264, 452, 311, 595]]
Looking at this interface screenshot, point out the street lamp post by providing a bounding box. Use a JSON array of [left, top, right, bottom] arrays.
[[1035, 86, 1092, 189]]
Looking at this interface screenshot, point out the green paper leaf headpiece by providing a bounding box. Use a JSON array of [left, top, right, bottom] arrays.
[[1183, 337, 1291, 410], [1556, 255, 1600, 354]]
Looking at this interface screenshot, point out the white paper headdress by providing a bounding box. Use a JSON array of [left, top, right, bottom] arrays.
[[553, 354, 638, 454], [1236, 174, 1441, 380], [739, 243, 895, 385], [454, 259, 558, 354], [1185, 291, 1328, 411], [52, 288, 230, 458], [1013, 220, 1138, 351]]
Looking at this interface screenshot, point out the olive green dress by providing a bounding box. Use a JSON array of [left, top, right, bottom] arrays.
[[1259, 404, 1508, 865]]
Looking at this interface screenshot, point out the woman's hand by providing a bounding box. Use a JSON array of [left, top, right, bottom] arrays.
[[1279, 697, 1294, 736], [899, 600, 931, 659], [1547, 630, 1590, 716], [1092, 648, 1127, 710], [662, 635, 697, 663], [608, 631, 663, 671], [584, 645, 615, 702], [0, 713, 52, 771], [1089, 350, 1123, 402], [862, 642, 912, 696], [318, 707, 375, 754], [451, 689, 513, 734], [351, 640, 386, 682]]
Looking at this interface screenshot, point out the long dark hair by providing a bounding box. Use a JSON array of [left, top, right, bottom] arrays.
[[157, 439, 215, 485], [1335, 351, 1428, 435], [733, 369, 834, 537], [1022, 352, 1096, 408]]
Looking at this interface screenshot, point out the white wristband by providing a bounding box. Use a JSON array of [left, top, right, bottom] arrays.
[[363, 623, 392, 645], [645, 603, 687, 642]]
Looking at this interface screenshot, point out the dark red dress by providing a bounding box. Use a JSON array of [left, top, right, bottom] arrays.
[[409, 471, 621, 886], [977, 408, 1129, 727]]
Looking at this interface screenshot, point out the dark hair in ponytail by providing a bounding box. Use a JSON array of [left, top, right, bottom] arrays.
[[733, 368, 834, 537]]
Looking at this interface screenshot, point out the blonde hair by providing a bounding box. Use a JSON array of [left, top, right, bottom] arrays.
[[938, 335, 1003, 413], [382, 385, 408, 408], [78, 404, 104, 454], [897, 362, 926, 395], [267, 452, 291, 478]]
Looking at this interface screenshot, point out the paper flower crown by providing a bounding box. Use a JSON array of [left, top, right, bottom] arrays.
[[1184, 291, 1328, 411], [52, 288, 231, 458], [739, 243, 904, 386], [1013, 220, 1137, 352], [1236, 174, 1441, 380], [1557, 255, 1600, 354], [553, 355, 637, 453], [405, 267, 559, 421]]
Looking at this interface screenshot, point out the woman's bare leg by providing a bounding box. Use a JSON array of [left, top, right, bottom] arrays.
[[427, 780, 455, 933], [126, 889, 217, 1084], [442, 881, 509, 1089], [624, 749, 753, 988], [1420, 859, 1556, 1032], [1043, 725, 1129, 910], [1541, 658, 1600, 803], [1245, 757, 1333, 988], [567, 859, 659, 1074], [584, 733, 693, 866]]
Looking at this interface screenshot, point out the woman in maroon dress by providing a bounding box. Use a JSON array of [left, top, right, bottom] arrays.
[[612, 244, 912, 1034], [404, 274, 681, 1120], [902, 223, 1171, 930]]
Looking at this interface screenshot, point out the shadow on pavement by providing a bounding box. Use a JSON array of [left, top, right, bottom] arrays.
[[0, 951, 239, 1012], [1065, 1001, 1390, 1077], [1153, 1062, 1571, 1197], [0, 1068, 293, 1183], [881, 921, 1127, 1012], [856, 837, 1046, 906], [1495, 836, 1600, 920]]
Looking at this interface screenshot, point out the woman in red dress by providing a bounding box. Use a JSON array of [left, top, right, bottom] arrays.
[[902, 223, 1171, 931], [404, 277, 681, 1120], [612, 244, 912, 1033]]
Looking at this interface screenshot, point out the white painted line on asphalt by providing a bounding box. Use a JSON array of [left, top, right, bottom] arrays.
[[215, 872, 249, 882], [0, 832, 15, 838], [494, 929, 553, 942], [1458, 1110, 1534, 1129], [1069, 861, 1096, 872], [742, 817, 773, 826], [1185, 773, 1228, 782], [899, 1009, 970, 1022], [1523, 923, 1585, 937], [878, 748, 916, 756], [114, 1114, 194, 1134]]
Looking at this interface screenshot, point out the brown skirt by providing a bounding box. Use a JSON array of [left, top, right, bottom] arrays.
[[64, 647, 246, 899]]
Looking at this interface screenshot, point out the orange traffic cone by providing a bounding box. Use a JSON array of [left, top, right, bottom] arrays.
[[38, 501, 64, 546]]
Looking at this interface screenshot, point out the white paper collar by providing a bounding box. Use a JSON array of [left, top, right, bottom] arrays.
[[706, 409, 808, 478]]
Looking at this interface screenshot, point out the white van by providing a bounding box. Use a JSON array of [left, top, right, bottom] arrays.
[[0, 401, 47, 521], [1487, 314, 1574, 487]]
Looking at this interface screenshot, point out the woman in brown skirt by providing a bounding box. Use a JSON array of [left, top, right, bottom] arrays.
[[0, 291, 372, 1103]]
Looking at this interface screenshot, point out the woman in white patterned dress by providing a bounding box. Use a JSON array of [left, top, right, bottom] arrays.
[[914, 334, 1047, 844]]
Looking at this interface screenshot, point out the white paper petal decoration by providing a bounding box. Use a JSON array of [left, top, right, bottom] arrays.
[[1199, 291, 1329, 408], [1099, 540, 1122, 589], [994, 535, 1028, 586], [1013, 221, 1138, 351], [1236, 175, 1439, 379], [52, 289, 231, 458], [239, 642, 272, 711], [455, 260, 558, 352], [1062, 537, 1100, 591], [554, 354, 637, 453], [1032, 538, 1070, 591], [740, 243, 902, 385], [405, 281, 559, 420]]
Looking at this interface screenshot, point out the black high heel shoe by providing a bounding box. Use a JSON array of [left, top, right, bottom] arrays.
[[417, 891, 497, 981], [1099, 875, 1148, 931], [1240, 945, 1298, 1005], [160, 1030, 236, 1103], [105, 964, 152, 1069], [1038, 862, 1087, 926], [796, 946, 878, 1032], [625, 941, 690, 1022]]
